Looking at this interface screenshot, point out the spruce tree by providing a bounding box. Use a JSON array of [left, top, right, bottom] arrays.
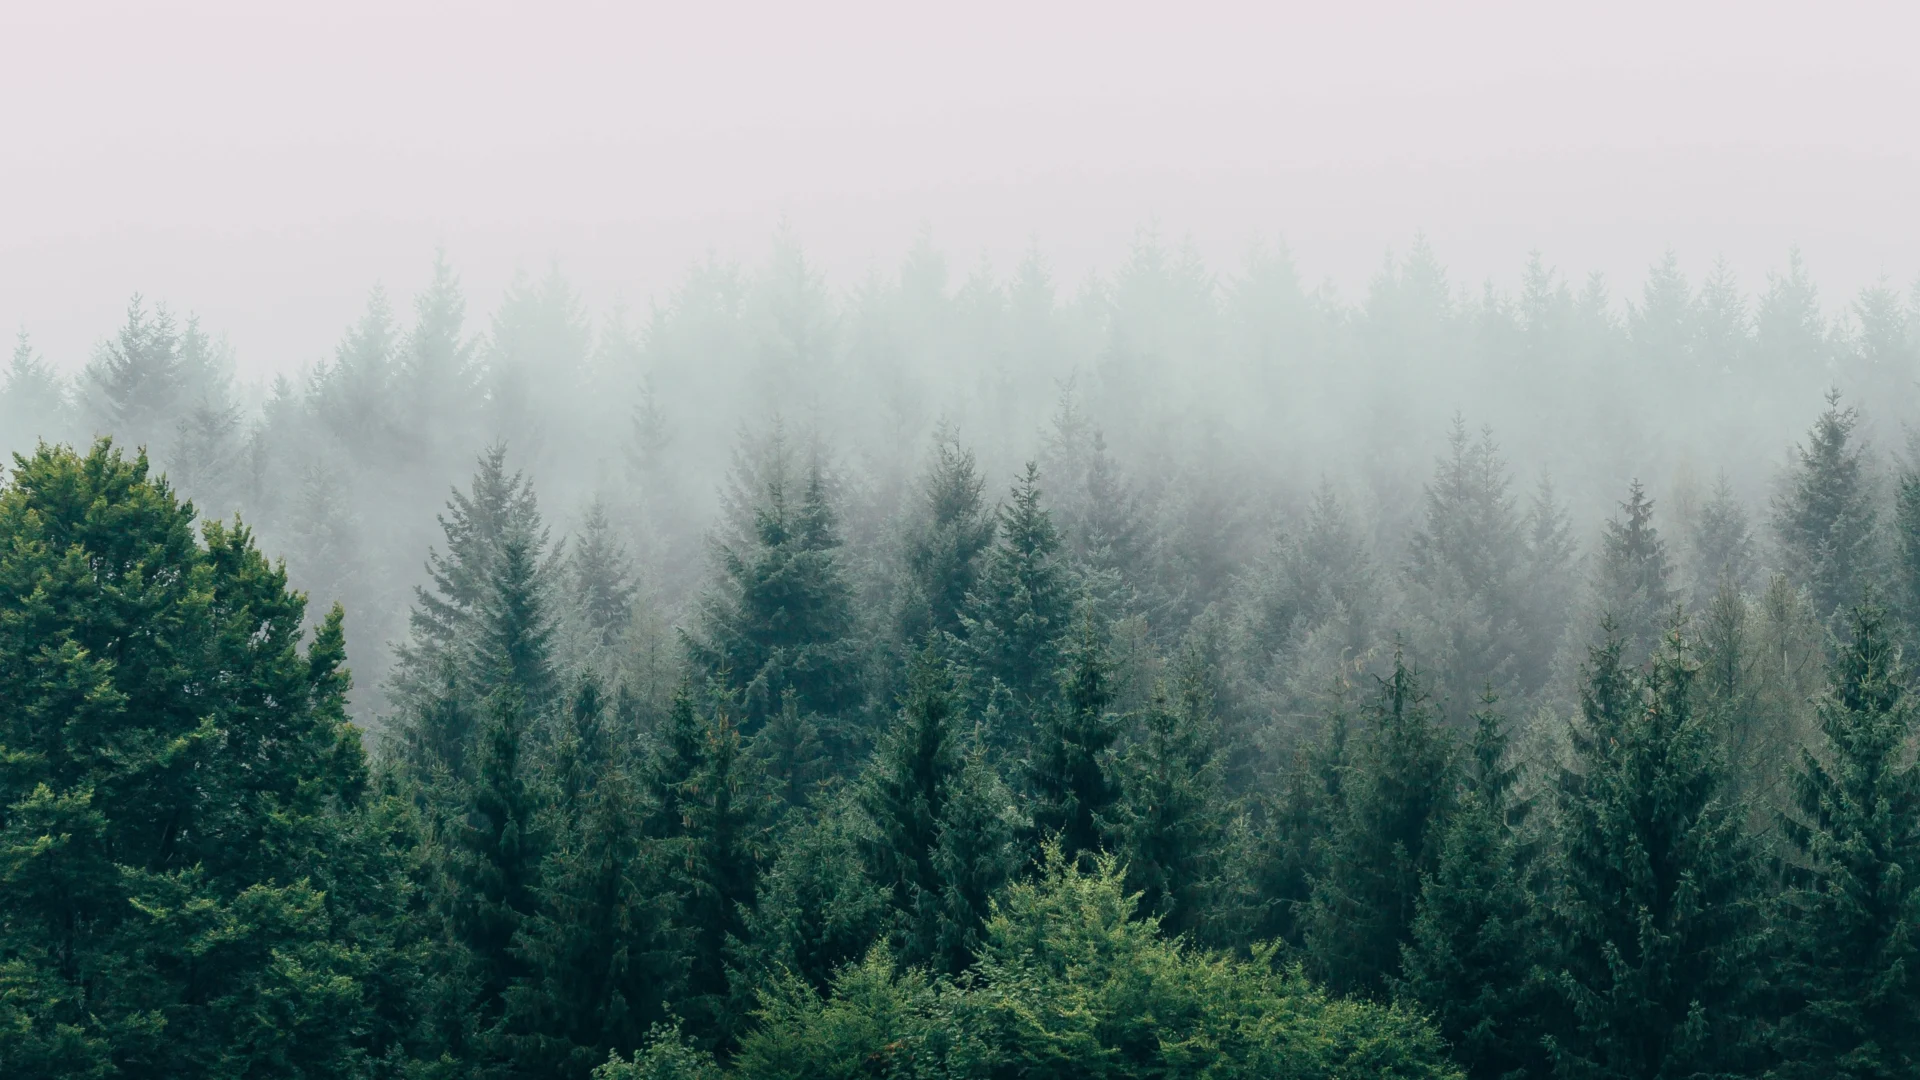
[[1590, 478, 1677, 662], [1691, 471, 1756, 605], [1774, 602, 1920, 1080], [1550, 624, 1764, 1080], [899, 436, 996, 643], [1112, 649, 1230, 940], [686, 438, 861, 746], [83, 295, 183, 450], [472, 527, 560, 711], [858, 647, 969, 968], [450, 689, 547, 1037], [1775, 391, 1878, 622], [1026, 607, 1122, 865], [1398, 695, 1549, 1080], [667, 689, 773, 1049], [960, 461, 1071, 748], [1892, 466, 1920, 646], [1303, 650, 1457, 999], [2, 329, 68, 451], [1406, 418, 1528, 720]]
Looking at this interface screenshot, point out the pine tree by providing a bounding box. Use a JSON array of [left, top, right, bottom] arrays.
[[2, 329, 69, 452], [1303, 650, 1457, 999], [84, 295, 183, 450], [472, 526, 559, 711], [1406, 418, 1528, 720], [450, 689, 547, 1036], [504, 763, 671, 1080], [959, 462, 1071, 747], [568, 497, 640, 652], [1398, 695, 1549, 1080], [1549, 624, 1764, 1080], [928, 749, 1020, 974], [1691, 471, 1755, 605], [668, 689, 773, 1049], [402, 250, 479, 467], [858, 647, 968, 968], [1590, 479, 1677, 662], [1891, 466, 1920, 646], [1112, 649, 1229, 940], [735, 794, 888, 996], [1026, 607, 1122, 865], [1774, 602, 1920, 1080], [1775, 391, 1878, 622], [391, 444, 550, 762], [899, 436, 996, 643], [686, 435, 862, 746]]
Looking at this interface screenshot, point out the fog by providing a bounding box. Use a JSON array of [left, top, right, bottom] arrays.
[[13, 5, 1920, 1074]]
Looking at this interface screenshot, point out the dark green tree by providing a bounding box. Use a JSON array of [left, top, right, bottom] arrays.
[[1303, 651, 1457, 999], [1549, 625, 1764, 1080], [1774, 602, 1920, 1080], [0, 440, 401, 1077], [1397, 695, 1550, 1080], [1026, 607, 1122, 866], [686, 438, 862, 747], [1112, 649, 1230, 941], [959, 461, 1071, 747]]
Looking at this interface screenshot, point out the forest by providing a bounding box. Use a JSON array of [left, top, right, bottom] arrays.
[[3, 231, 1920, 1079]]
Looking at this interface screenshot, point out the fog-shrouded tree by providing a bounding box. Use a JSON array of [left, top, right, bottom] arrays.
[[959, 461, 1072, 748], [898, 434, 997, 646], [1774, 602, 1920, 1080], [1775, 391, 1878, 623], [1588, 478, 1677, 664], [1303, 649, 1457, 1000], [2, 329, 70, 453]]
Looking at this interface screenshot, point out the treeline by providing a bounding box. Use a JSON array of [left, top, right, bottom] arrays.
[[4, 235, 1920, 1079]]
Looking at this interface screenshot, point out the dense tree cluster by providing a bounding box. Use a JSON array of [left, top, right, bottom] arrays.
[[5, 235, 1920, 1078]]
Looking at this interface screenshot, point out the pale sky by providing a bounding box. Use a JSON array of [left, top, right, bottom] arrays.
[[4, 0, 1918, 381]]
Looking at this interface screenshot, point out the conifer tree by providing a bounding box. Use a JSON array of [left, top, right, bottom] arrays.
[[504, 764, 671, 1080], [960, 461, 1071, 747], [1406, 418, 1527, 720], [1775, 391, 1878, 622], [1236, 700, 1351, 948], [0, 441, 401, 1076], [472, 527, 560, 711], [83, 295, 183, 449], [568, 497, 640, 651], [928, 749, 1020, 974], [859, 647, 969, 967], [735, 795, 888, 995], [668, 689, 773, 1048], [1112, 649, 1229, 940], [1590, 479, 1677, 662], [1891, 466, 1920, 645], [899, 436, 996, 643], [1690, 471, 1755, 606], [1303, 651, 1457, 999], [450, 690, 547, 1036], [2, 329, 68, 452], [1026, 607, 1122, 865], [1550, 624, 1764, 1080], [1398, 694, 1549, 1080], [1774, 602, 1920, 1080], [686, 437, 861, 745]]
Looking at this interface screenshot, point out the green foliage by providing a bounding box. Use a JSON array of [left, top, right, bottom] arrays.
[[1774, 603, 1920, 1080], [0, 440, 402, 1077], [1112, 650, 1230, 941], [1774, 392, 1878, 622], [686, 438, 862, 750], [1397, 696, 1550, 1080], [1027, 608, 1123, 865], [1549, 625, 1765, 1080], [960, 462, 1071, 747], [1591, 479, 1676, 663], [901, 437, 997, 643], [1304, 651, 1456, 999]]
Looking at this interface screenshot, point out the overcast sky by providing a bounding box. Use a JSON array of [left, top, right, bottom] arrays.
[[4, 0, 1918, 382]]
